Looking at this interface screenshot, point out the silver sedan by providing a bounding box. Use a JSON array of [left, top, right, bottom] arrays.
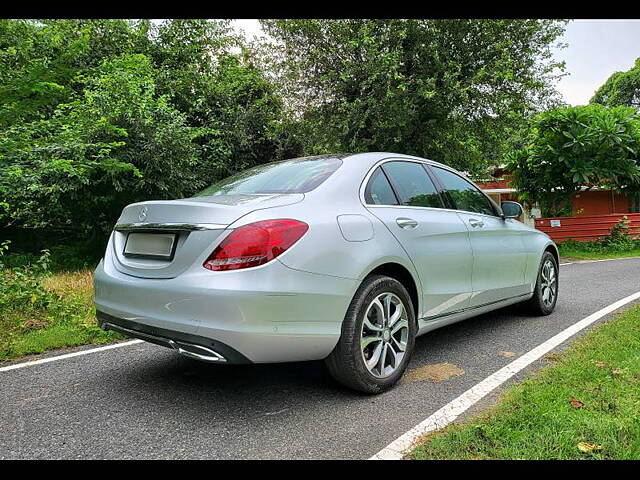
[[94, 152, 558, 393]]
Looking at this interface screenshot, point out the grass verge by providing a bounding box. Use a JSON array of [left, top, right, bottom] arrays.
[[0, 269, 122, 362], [558, 244, 640, 261], [409, 305, 640, 460]]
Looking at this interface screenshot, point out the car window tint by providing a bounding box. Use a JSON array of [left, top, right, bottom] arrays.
[[364, 167, 398, 205], [382, 161, 443, 208], [431, 166, 496, 216]]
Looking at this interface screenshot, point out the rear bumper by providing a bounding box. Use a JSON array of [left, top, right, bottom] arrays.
[[97, 311, 251, 364], [94, 255, 358, 363]]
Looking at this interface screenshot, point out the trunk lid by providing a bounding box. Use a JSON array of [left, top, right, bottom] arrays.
[[111, 194, 304, 279]]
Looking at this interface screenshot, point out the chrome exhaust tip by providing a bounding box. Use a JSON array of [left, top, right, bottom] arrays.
[[101, 321, 226, 363], [168, 340, 226, 363]]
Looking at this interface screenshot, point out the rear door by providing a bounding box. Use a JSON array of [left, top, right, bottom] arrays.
[[429, 165, 528, 307], [364, 160, 474, 319]]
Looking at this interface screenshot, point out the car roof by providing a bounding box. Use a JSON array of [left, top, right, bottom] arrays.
[[269, 152, 453, 172], [341, 152, 453, 170]]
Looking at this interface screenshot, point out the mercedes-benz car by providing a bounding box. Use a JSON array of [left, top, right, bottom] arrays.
[[94, 152, 558, 393]]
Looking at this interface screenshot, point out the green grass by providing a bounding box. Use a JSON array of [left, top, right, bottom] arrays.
[[0, 269, 122, 362], [559, 245, 640, 261], [409, 305, 640, 460], [558, 242, 640, 261]]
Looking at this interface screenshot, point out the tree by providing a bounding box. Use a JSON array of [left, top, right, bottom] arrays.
[[144, 21, 301, 178], [506, 105, 640, 217], [0, 19, 152, 128], [0, 19, 295, 246], [0, 54, 198, 239], [259, 19, 567, 175], [591, 57, 640, 109]]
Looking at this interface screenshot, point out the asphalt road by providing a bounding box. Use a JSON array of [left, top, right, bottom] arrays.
[[2, 257, 639, 459]]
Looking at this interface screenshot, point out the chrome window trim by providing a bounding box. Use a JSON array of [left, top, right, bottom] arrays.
[[359, 157, 502, 219], [363, 166, 401, 206], [359, 157, 443, 208], [429, 164, 502, 218], [114, 222, 228, 232], [365, 204, 505, 220]]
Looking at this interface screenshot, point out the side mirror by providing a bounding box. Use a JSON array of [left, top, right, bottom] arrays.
[[501, 201, 523, 219]]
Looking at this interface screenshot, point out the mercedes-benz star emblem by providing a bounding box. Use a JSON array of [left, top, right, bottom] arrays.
[[138, 206, 148, 222]]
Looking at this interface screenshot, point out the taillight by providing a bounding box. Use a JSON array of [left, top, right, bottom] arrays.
[[203, 219, 309, 271]]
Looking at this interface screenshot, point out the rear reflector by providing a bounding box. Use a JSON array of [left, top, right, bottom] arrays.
[[203, 219, 309, 271]]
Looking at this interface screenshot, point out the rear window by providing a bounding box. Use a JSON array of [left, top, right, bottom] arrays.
[[195, 156, 343, 196]]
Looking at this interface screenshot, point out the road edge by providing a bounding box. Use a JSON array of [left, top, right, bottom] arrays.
[[370, 290, 640, 460]]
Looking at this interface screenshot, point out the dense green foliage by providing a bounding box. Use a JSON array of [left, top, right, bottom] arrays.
[[0, 19, 295, 246], [260, 19, 567, 175], [591, 57, 640, 110], [506, 105, 640, 217], [0, 19, 568, 255]]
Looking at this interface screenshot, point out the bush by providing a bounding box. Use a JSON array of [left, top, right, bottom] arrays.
[[1, 242, 102, 272], [601, 216, 636, 250], [559, 217, 640, 256], [0, 240, 119, 360], [1, 240, 56, 354], [0, 240, 54, 312]]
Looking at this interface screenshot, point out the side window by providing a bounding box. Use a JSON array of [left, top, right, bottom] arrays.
[[431, 166, 496, 216], [382, 161, 443, 208], [364, 167, 398, 205]]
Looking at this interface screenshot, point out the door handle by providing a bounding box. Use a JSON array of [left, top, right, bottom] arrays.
[[396, 217, 418, 229], [468, 218, 485, 228]]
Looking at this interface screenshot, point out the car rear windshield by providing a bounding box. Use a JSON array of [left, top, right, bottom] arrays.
[[195, 156, 343, 196]]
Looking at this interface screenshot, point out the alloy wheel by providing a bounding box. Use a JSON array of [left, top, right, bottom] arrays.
[[360, 292, 409, 378], [540, 259, 557, 308]]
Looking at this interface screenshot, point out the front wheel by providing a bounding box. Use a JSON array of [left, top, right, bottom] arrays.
[[526, 251, 558, 315], [325, 275, 417, 394]]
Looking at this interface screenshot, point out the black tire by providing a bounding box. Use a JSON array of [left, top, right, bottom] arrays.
[[325, 275, 417, 394], [525, 251, 559, 315]]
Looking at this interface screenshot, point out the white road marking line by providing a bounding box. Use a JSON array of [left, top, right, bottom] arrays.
[[560, 256, 640, 267], [0, 340, 144, 373], [370, 290, 640, 460], [576, 257, 640, 264]]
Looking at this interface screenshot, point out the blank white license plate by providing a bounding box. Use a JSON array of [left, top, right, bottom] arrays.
[[124, 233, 177, 260]]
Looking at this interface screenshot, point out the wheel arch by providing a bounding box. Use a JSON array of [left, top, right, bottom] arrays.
[[544, 242, 560, 266], [364, 262, 420, 321]]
